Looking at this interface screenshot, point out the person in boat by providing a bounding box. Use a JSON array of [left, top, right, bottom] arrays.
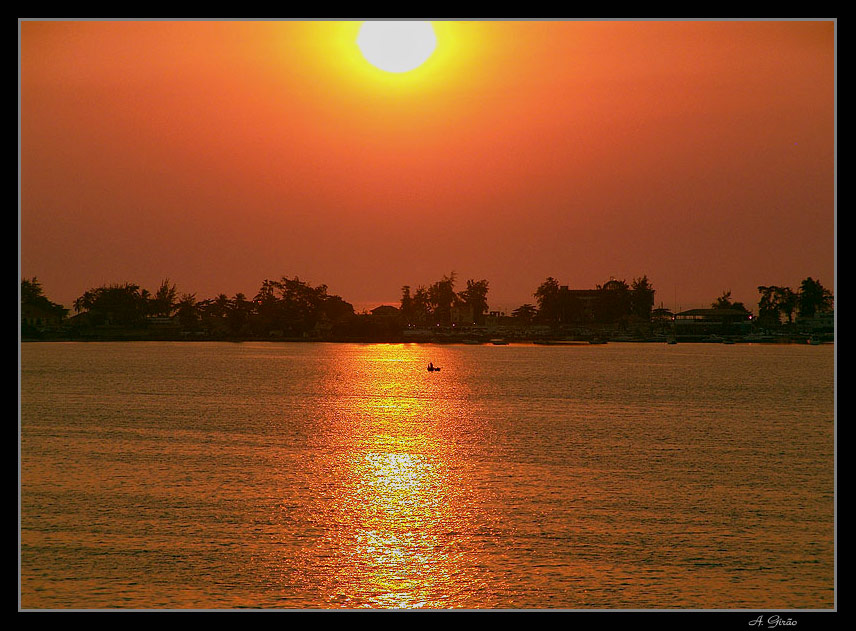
[[428, 362, 434, 371]]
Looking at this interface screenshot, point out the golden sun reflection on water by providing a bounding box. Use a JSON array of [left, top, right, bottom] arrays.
[[21, 343, 835, 609], [301, 344, 489, 608]]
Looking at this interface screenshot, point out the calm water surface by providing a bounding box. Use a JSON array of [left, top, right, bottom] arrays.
[[19, 342, 835, 609]]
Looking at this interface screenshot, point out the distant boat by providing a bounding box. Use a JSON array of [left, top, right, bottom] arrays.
[[427, 362, 441, 372], [490, 339, 509, 345]]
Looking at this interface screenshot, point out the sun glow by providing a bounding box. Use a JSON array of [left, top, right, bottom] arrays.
[[357, 21, 437, 73], [288, 344, 498, 608], [296, 21, 477, 98]]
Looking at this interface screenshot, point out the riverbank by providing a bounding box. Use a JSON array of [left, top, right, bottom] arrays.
[[20, 333, 834, 345]]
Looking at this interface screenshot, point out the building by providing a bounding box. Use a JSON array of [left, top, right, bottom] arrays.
[[370, 305, 400, 318], [796, 311, 834, 334], [674, 308, 752, 336]]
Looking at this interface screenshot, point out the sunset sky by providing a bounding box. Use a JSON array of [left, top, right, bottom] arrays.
[[19, 19, 835, 313]]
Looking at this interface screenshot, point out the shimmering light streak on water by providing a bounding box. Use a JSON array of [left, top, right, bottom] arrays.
[[20, 342, 834, 609]]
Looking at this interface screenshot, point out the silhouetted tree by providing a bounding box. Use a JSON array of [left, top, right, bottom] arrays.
[[411, 286, 432, 325], [534, 277, 561, 323], [140, 288, 152, 315], [226, 293, 254, 335], [249, 276, 333, 336], [774, 287, 797, 324], [21, 278, 44, 304], [21, 278, 66, 315], [511, 303, 537, 324], [73, 282, 149, 326], [757, 285, 784, 327], [399, 285, 415, 324], [428, 272, 457, 325], [797, 277, 833, 318], [457, 279, 490, 325], [712, 290, 735, 309], [629, 276, 655, 321], [275, 276, 329, 334], [21, 278, 67, 334], [711, 290, 752, 317], [151, 279, 178, 317], [213, 294, 231, 318], [320, 294, 355, 323], [253, 279, 280, 334], [176, 293, 200, 330]]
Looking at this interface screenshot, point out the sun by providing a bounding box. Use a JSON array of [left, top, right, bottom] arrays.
[[357, 21, 437, 73]]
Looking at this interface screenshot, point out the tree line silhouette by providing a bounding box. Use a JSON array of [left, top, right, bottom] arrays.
[[527, 276, 656, 326], [20, 273, 833, 341], [756, 279, 834, 326], [399, 273, 490, 326]]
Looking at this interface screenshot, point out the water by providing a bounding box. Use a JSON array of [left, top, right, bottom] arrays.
[[19, 342, 835, 609]]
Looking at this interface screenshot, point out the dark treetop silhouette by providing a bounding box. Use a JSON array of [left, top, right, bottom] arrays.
[[21, 273, 833, 343]]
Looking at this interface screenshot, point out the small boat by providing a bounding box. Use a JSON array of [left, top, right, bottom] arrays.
[[427, 362, 441, 372], [490, 339, 509, 345]]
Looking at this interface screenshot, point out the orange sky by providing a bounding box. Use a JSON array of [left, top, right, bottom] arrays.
[[19, 20, 835, 312]]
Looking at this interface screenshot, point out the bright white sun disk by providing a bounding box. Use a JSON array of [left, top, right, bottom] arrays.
[[357, 21, 437, 73]]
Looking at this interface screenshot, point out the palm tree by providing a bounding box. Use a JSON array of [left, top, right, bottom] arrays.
[[630, 276, 655, 320], [152, 279, 179, 317], [176, 293, 199, 330]]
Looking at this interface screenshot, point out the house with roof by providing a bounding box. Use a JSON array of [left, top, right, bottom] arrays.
[[674, 308, 752, 336], [370, 305, 400, 318]]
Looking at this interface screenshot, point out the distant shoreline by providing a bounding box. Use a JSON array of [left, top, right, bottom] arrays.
[[20, 336, 832, 346]]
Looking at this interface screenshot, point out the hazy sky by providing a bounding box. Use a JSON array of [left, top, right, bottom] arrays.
[[20, 20, 835, 313]]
